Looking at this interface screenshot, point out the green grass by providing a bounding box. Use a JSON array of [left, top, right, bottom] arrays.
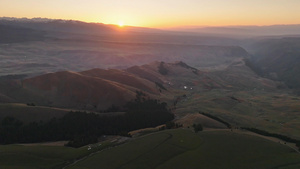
[[0, 142, 112, 169], [67, 129, 300, 169], [174, 89, 300, 139]]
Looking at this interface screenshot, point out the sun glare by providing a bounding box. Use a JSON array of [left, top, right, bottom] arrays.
[[118, 21, 124, 27]]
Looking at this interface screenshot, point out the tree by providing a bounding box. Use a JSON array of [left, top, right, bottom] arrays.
[[193, 123, 203, 133], [158, 62, 168, 75], [296, 142, 300, 151]]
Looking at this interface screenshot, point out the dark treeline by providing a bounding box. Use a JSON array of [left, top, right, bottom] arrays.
[[242, 127, 300, 151], [158, 62, 168, 75], [159, 121, 182, 131], [199, 112, 231, 128], [0, 91, 174, 147], [155, 82, 167, 91], [192, 123, 203, 133]]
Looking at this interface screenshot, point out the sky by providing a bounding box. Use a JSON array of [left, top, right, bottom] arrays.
[[1, 0, 300, 28]]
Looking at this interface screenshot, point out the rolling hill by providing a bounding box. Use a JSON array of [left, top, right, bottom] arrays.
[[1, 58, 299, 140], [80, 68, 158, 94], [22, 71, 139, 110], [0, 61, 212, 111]]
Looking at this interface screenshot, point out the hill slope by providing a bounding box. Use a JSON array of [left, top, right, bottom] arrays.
[[1, 60, 299, 139], [80, 68, 158, 94], [67, 129, 300, 169], [22, 71, 140, 110], [250, 37, 300, 94]]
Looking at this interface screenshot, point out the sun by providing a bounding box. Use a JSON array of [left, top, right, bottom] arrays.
[[118, 21, 124, 27]]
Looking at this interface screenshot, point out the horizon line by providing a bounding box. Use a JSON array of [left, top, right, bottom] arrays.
[[1, 16, 300, 29]]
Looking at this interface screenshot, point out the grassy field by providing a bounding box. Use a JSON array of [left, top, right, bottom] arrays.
[[174, 89, 300, 139], [0, 141, 113, 169], [0, 129, 299, 169], [66, 129, 300, 169]]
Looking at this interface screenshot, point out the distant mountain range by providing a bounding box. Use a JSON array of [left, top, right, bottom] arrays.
[[0, 17, 167, 36], [0, 17, 115, 35], [2, 17, 300, 37], [170, 25, 300, 37]]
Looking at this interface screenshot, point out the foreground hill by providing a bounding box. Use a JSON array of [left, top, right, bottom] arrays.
[[3, 129, 298, 169], [0, 129, 300, 169], [67, 129, 300, 169]]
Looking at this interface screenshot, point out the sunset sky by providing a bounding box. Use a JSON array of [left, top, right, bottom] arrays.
[[1, 0, 300, 28]]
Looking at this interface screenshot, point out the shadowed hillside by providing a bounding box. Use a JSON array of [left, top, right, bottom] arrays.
[[250, 38, 300, 94], [22, 71, 139, 110], [80, 69, 158, 94]]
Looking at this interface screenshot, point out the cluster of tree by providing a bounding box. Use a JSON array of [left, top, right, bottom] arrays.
[[229, 96, 242, 103], [241, 127, 300, 150], [297, 142, 300, 151], [158, 62, 168, 75], [0, 74, 27, 80], [99, 104, 121, 113], [192, 123, 203, 133], [175, 61, 199, 75], [0, 91, 174, 147], [26, 103, 36, 106], [199, 112, 231, 128], [159, 121, 183, 131], [155, 82, 167, 91]]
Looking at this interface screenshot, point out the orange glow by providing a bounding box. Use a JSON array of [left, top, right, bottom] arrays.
[[1, 0, 300, 28], [118, 21, 124, 27]]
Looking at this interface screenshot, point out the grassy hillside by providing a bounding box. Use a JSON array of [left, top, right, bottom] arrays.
[[80, 68, 158, 94], [0, 103, 68, 123], [1, 60, 299, 140], [2, 129, 299, 169], [174, 88, 300, 139], [22, 71, 138, 110], [0, 141, 113, 169], [65, 129, 300, 169]]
